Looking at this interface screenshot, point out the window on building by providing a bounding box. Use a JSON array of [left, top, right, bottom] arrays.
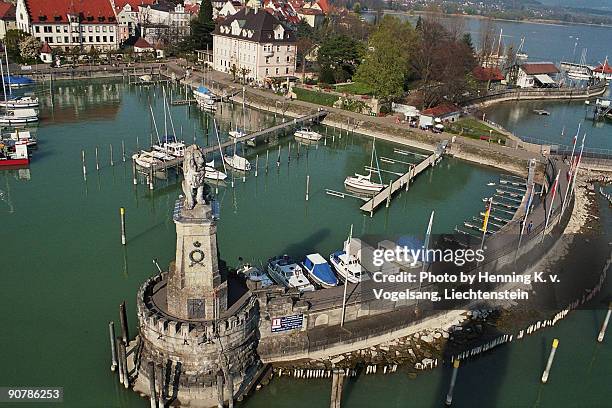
[[265, 57, 269, 64], [286, 56, 290, 62], [64, 36, 69, 43], [44, 26, 52, 33], [110, 36, 114, 43], [89, 26, 93, 32], [96, 36, 100, 42], [96, 26, 100, 32], [103, 36, 107, 42], [275, 68, 279, 74], [286, 67, 289, 74], [265, 68, 269, 75], [64, 26, 68, 33], [276, 56, 279, 63], [110, 26, 114, 32], [276, 45, 280, 51], [56, 36, 62, 43], [35, 26, 40, 33], [55, 26, 60, 33], [103, 26, 107, 32], [89, 36, 93, 43]]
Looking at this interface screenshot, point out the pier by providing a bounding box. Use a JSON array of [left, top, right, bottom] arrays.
[[359, 141, 448, 214]]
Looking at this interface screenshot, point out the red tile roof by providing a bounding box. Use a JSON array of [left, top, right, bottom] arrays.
[[115, 0, 154, 8], [0, 1, 15, 20], [317, 0, 331, 14], [134, 37, 153, 49], [184, 4, 200, 14], [24, 0, 116, 24], [520, 62, 559, 75], [421, 103, 461, 117], [472, 66, 504, 82], [40, 42, 52, 54], [593, 60, 612, 74]]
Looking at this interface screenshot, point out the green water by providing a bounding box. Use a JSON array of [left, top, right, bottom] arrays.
[[0, 80, 609, 407]]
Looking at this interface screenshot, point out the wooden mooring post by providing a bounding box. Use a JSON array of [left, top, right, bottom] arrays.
[[445, 359, 460, 405], [597, 303, 611, 342], [329, 368, 344, 408], [120, 207, 127, 245], [108, 321, 117, 372], [119, 301, 129, 344], [81, 150, 87, 179], [116, 337, 125, 385], [110, 144, 114, 166], [541, 338, 559, 383], [95, 146, 100, 171]]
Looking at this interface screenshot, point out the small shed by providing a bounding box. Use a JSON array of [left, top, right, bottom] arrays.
[[39, 42, 52, 64], [134, 38, 154, 53], [419, 103, 461, 128]]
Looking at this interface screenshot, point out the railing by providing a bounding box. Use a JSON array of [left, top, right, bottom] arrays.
[[463, 81, 608, 106]]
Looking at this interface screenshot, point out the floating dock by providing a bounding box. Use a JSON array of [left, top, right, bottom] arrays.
[[360, 141, 448, 214]]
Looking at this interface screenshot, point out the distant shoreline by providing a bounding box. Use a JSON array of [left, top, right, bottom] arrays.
[[367, 9, 612, 29]]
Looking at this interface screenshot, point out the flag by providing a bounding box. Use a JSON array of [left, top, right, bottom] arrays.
[[520, 188, 534, 236], [482, 198, 492, 233], [543, 170, 560, 238], [423, 211, 434, 264]]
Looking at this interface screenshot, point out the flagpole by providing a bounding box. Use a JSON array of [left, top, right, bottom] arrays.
[[569, 133, 586, 200], [480, 198, 492, 251], [515, 183, 534, 262], [541, 169, 560, 243], [416, 211, 435, 309], [560, 124, 581, 215], [340, 224, 353, 328]]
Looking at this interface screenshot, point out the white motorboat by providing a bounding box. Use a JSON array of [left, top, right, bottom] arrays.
[[237, 264, 274, 287], [152, 135, 186, 158], [148, 149, 174, 161], [204, 159, 227, 180], [224, 154, 250, 171], [267, 255, 315, 292], [194, 86, 218, 110], [229, 130, 247, 139], [131, 152, 163, 168], [344, 172, 384, 193], [302, 253, 338, 288], [0, 96, 39, 109], [5, 129, 37, 147], [330, 250, 364, 284], [294, 127, 322, 141], [139, 74, 152, 82], [0, 108, 38, 125]]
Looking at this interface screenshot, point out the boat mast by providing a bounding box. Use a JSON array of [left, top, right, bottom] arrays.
[[165, 97, 177, 140], [0, 51, 6, 109], [213, 118, 228, 174], [163, 86, 168, 139], [3, 43, 11, 95], [149, 104, 161, 145]]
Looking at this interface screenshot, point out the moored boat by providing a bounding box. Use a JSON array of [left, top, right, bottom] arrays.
[[152, 135, 186, 158], [0, 140, 29, 167], [224, 154, 250, 171], [344, 172, 384, 193], [330, 250, 364, 283], [0, 108, 38, 125], [0, 96, 39, 109], [204, 159, 227, 180], [294, 127, 322, 141], [267, 255, 315, 292], [302, 253, 338, 288], [4, 129, 37, 147], [131, 152, 163, 168], [237, 264, 274, 288]]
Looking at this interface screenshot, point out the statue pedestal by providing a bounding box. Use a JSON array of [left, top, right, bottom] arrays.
[[167, 199, 227, 321]]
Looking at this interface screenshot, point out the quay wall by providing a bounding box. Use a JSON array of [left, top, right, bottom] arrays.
[[256, 160, 574, 363], [464, 82, 607, 108]]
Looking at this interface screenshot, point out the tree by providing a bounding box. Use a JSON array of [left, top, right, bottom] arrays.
[[239, 67, 250, 84], [296, 20, 315, 81], [462, 33, 475, 54], [317, 35, 362, 84], [229, 64, 238, 81], [354, 16, 415, 100], [353, 2, 362, 14], [5, 30, 29, 61], [19, 36, 41, 62], [188, 0, 215, 51]]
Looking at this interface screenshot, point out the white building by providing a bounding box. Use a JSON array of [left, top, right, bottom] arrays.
[[139, 0, 192, 44], [212, 8, 297, 83], [0, 1, 16, 40], [15, 0, 119, 52], [514, 62, 560, 88]]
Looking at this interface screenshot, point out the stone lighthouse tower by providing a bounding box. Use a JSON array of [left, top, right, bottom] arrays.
[[133, 146, 260, 407]]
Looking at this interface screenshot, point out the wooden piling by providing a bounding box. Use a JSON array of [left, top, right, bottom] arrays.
[[255, 154, 259, 177], [148, 361, 158, 408], [116, 337, 125, 385], [306, 175, 310, 201], [122, 140, 126, 162], [266, 149, 269, 173], [120, 207, 127, 245], [288, 142, 291, 163], [82, 150, 87, 179], [95, 146, 99, 171], [120, 341, 129, 388], [109, 321, 117, 372], [330, 368, 344, 408], [119, 301, 129, 344], [132, 159, 137, 185], [541, 338, 559, 383], [149, 165, 154, 190], [445, 359, 460, 405], [110, 144, 114, 166], [277, 144, 281, 167], [597, 303, 611, 342]]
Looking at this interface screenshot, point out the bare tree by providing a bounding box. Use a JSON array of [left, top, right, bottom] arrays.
[[479, 18, 497, 67]]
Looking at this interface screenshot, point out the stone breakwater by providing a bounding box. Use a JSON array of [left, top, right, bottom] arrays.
[[253, 177, 609, 386]]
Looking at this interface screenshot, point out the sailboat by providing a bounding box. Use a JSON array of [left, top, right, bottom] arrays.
[[516, 36, 528, 60], [152, 91, 186, 157], [223, 126, 251, 172], [205, 159, 227, 181], [344, 139, 384, 193], [567, 49, 592, 80]]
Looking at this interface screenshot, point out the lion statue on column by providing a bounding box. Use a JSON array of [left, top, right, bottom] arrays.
[[182, 145, 207, 209]]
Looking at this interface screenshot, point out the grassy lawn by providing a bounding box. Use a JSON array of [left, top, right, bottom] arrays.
[[293, 87, 339, 107], [446, 117, 507, 143], [335, 81, 374, 96]]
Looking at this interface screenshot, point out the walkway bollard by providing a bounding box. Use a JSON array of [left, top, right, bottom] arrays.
[[116, 337, 125, 385], [306, 175, 310, 201], [120, 207, 127, 245], [541, 338, 559, 383], [445, 359, 460, 406], [95, 146, 99, 171], [597, 303, 611, 342], [110, 144, 114, 166], [82, 150, 87, 179], [148, 361, 158, 408], [119, 301, 129, 344], [109, 321, 117, 372]]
